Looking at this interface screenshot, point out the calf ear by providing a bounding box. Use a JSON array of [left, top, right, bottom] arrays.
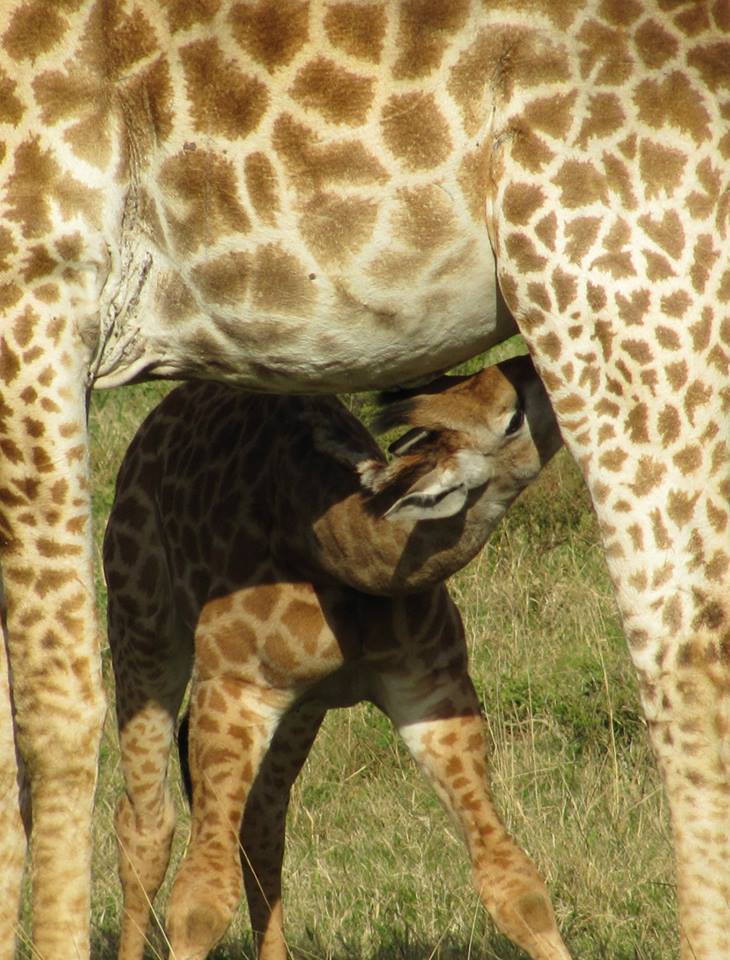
[[383, 466, 469, 521]]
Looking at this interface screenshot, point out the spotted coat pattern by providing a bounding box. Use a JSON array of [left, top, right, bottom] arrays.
[[105, 357, 565, 960], [0, 1, 728, 958]]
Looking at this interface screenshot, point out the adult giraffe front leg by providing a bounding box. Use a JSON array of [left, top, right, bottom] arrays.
[[0, 305, 105, 958]]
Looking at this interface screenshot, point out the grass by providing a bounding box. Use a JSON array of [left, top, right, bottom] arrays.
[[21, 341, 676, 958]]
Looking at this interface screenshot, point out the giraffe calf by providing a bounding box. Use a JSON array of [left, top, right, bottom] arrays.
[[105, 355, 568, 960]]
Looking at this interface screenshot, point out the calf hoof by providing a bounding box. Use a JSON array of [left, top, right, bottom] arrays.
[[167, 897, 234, 960]]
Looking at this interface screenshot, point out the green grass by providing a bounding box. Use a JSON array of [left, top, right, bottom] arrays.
[[20, 342, 676, 958]]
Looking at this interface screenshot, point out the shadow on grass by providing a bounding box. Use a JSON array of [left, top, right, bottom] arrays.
[[91, 927, 530, 960], [92, 922, 667, 960]]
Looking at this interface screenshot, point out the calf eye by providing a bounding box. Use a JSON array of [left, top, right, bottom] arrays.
[[505, 408, 524, 436]]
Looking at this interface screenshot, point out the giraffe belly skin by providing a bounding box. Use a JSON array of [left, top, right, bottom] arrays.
[[92, 244, 511, 392]]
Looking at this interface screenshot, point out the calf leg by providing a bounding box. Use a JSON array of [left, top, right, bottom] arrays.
[[241, 700, 326, 960], [111, 613, 192, 960], [379, 669, 571, 960], [165, 676, 292, 960]]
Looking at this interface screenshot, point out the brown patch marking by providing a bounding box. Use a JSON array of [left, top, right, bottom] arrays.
[[667, 490, 699, 528], [632, 458, 667, 496], [614, 290, 650, 327], [381, 93, 452, 170], [448, 31, 506, 135], [658, 404, 681, 445], [591, 219, 635, 279], [369, 250, 428, 286], [159, 273, 198, 324], [393, 0, 470, 80], [510, 125, 556, 173], [192, 253, 250, 305], [536, 331, 561, 360], [684, 379, 712, 426], [457, 144, 490, 223], [720, 269, 730, 303], [552, 160, 608, 209], [599, 448, 628, 471], [600, 0, 643, 25], [250, 243, 317, 313], [576, 92, 625, 148], [324, 3, 387, 63], [6, 136, 100, 237], [0, 66, 23, 122], [564, 215, 601, 264], [181, 38, 269, 140], [674, 4, 710, 36], [504, 233, 547, 273], [22, 245, 56, 283], [714, 1, 730, 30], [0, 227, 16, 273], [587, 282, 607, 311], [13, 305, 39, 348], [510, 32, 572, 89], [535, 212, 557, 250], [244, 153, 280, 226], [160, 149, 250, 254], [527, 282, 551, 312], [639, 140, 687, 199], [688, 308, 713, 353], [229, 0, 309, 69], [634, 71, 712, 144], [2, 0, 69, 61], [626, 401, 649, 443], [673, 444, 702, 475], [551, 267, 576, 312], [661, 290, 692, 319], [656, 326, 681, 351], [392, 186, 456, 248], [120, 57, 175, 151], [502, 183, 544, 227], [524, 90, 579, 140], [273, 113, 387, 193], [621, 339, 652, 365], [161, 0, 221, 33], [638, 210, 685, 260], [107, 7, 159, 75], [290, 57, 375, 126], [634, 17, 680, 67], [686, 157, 723, 220], [577, 20, 632, 85], [299, 193, 378, 266], [643, 249, 676, 281], [665, 360, 688, 391]]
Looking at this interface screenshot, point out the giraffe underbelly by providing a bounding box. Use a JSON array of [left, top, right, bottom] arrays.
[[92, 238, 514, 392]]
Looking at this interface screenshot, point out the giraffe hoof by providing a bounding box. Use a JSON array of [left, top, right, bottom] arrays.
[[166, 899, 232, 960]]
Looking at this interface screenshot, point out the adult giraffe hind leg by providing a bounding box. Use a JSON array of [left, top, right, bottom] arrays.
[[0, 321, 105, 958]]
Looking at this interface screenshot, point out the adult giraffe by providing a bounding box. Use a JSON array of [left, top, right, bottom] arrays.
[[0, 1, 727, 957]]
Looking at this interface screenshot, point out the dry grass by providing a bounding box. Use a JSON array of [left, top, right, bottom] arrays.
[[19, 354, 676, 959]]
